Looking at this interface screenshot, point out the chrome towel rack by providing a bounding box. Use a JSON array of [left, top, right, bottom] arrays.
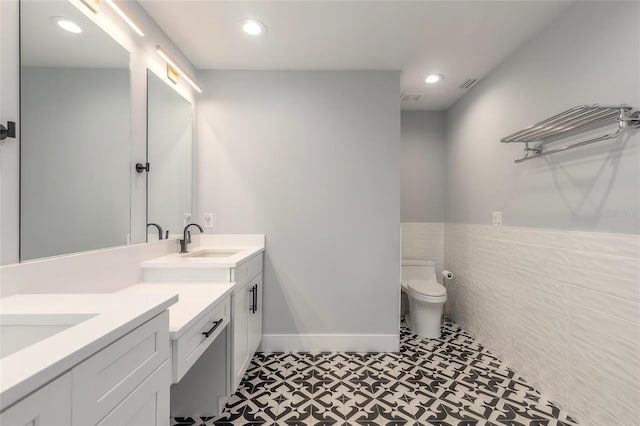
[[501, 104, 640, 163]]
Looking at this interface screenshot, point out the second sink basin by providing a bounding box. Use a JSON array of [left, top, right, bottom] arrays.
[[184, 249, 242, 258]]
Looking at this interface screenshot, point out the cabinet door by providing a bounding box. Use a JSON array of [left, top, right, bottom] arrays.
[[231, 284, 250, 391], [0, 372, 71, 426], [248, 274, 263, 354], [96, 361, 170, 426]]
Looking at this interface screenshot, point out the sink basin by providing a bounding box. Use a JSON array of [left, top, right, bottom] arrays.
[[184, 249, 242, 258], [0, 313, 96, 358]]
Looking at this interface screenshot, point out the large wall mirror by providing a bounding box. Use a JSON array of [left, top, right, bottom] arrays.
[[146, 70, 193, 241], [20, 0, 131, 261]]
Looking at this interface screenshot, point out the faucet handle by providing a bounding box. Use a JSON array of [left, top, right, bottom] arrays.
[[187, 230, 192, 243]]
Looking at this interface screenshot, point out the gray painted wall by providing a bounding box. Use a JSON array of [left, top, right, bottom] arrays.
[[445, 1, 640, 234], [196, 70, 401, 336], [21, 67, 130, 260], [401, 111, 446, 222]]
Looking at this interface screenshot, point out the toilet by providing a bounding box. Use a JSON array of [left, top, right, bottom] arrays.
[[401, 259, 447, 338]]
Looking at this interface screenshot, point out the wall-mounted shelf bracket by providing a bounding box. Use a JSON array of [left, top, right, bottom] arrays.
[[523, 142, 543, 158], [0, 121, 16, 140], [622, 110, 640, 128]]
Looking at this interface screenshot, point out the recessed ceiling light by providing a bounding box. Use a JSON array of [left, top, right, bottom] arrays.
[[425, 73, 444, 84], [241, 19, 266, 37], [50, 17, 82, 34]]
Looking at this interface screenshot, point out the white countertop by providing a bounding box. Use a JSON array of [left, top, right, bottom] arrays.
[[115, 282, 234, 339], [140, 246, 264, 269], [0, 293, 177, 411]]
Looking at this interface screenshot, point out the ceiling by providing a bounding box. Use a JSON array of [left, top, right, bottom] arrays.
[[139, 1, 570, 110], [21, 1, 129, 68]]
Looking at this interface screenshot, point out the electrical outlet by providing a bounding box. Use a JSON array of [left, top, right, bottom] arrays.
[[184, 213, 192, 226], [492, 211, 502, 226], [203, 213, 213, 228]]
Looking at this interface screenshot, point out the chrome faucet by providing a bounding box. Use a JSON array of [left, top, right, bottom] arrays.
[[147, 223, 163, 240], [180, 223, 203, 253]]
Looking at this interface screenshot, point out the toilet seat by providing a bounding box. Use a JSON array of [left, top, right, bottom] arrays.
[[408, 280, 446, 297], [402, 280, 447, 303]]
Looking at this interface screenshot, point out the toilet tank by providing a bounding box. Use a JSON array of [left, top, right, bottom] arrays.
[[401, 259, 436, 281]]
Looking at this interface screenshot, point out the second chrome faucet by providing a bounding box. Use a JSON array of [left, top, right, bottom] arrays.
[[180, 223, 204, 253], [147, 223, 163, 240]]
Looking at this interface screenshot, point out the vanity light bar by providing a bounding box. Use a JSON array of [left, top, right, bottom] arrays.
[[105, 0, 144, 37], [167, 65, 180, 85], [81, 0, 100, 14], [156, 46, 203, 93]]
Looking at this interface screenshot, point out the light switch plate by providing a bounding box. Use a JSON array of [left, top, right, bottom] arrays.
[[492, 211, 502, 226], [203, 213, 213, 228]]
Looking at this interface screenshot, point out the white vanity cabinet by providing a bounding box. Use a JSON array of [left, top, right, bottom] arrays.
[[230, 255, 263, 392], [138, 238, 265, 400], [0, 312, 171, 426]]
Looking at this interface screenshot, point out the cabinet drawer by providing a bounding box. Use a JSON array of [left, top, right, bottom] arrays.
[[172, 296, 230, 383], [72, 312, 169, 425], [231, 253, 263, 287]]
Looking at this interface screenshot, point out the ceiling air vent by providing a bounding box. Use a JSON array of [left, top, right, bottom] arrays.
[[401, 93, 423, 103], [459, 78, 478, 89]]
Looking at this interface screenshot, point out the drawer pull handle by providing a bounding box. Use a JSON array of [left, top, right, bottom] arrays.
[[250, 284, 258, 314], [249, 285, 255, 313], [202, 319, 224, 338], [254, 284, 259, 314]]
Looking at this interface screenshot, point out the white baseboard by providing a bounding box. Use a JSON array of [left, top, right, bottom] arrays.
[[259, 334, 399, 352]]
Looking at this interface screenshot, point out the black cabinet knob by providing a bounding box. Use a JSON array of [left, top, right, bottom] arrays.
[[135, 162, 150, 173], [0, 121, 16, 140]]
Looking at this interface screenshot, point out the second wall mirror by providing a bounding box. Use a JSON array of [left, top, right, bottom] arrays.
[[146, 69, 193, 241]]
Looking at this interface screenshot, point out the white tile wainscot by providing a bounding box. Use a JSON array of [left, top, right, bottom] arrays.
[[139, 234, 265, 416], [0, 293, 177, 425], [444, 223, 640, 426], [401, 222, 444, 282]]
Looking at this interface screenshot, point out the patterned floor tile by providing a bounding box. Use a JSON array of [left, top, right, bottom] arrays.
[[412, 398, 486, 425], [172, 417, 214, 426], [375, 393, 416, 423], [173, 320, 580, 426]]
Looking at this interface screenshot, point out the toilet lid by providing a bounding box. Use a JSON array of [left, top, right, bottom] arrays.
[[407, 280, 446, 297]]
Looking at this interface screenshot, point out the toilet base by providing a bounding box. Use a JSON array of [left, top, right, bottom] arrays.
[[407, 296, 444, 339]]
